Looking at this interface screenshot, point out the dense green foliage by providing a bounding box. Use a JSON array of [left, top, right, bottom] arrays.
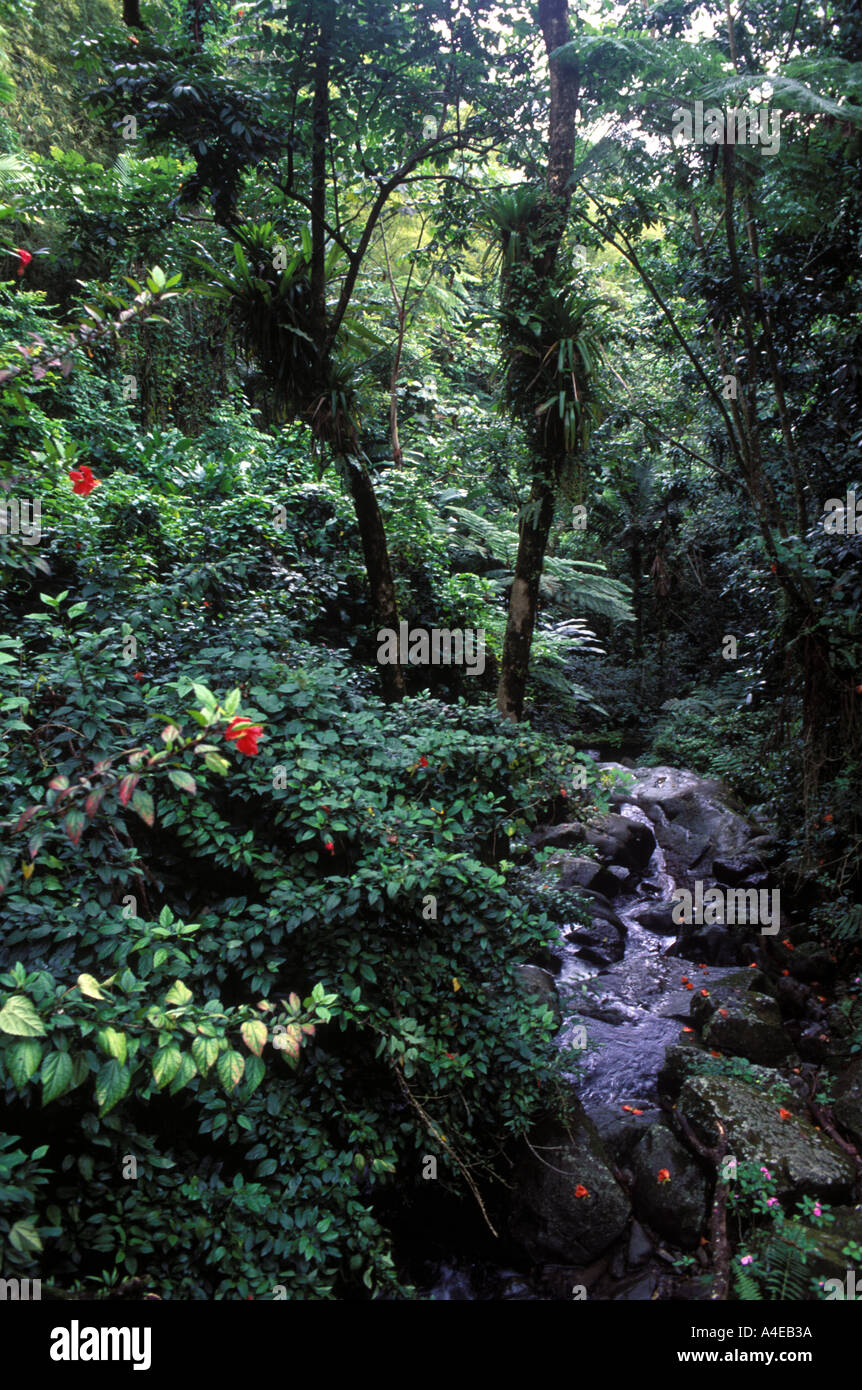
[[0, 0, 860, 1303]]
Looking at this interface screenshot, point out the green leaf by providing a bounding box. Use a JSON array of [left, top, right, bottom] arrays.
[[168, 1052, 197, 1094], [217, 1049, 245, 1092], [152, 1044, 182, 1088], [243, 1053, 265, 1096], [96, 1028, 127, 1065], [7, 1039, 43, 1087], [94, 1059, 130, 1115], [240, 1019, 267, 1056], [63, 809, 86, 847], [168, 769, 197, 795], [41, 1050, 76, 1104], [165, 979, 193, 1007], [9, 1220, 42, 1254], [204, 753, 230, 775], [0, 994, 46, 1036], [191, 1035, 219, 1074], [131, 788, 155, 827]]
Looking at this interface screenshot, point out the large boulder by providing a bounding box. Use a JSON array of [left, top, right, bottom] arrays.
[[555, 855, 627, 898], [677, 1075, 856, 1202], [581, 812, 655, 875], [631, 899, 679, 935], [509, 1113, 631, 1264], [700, 992, 796, 1067], [600, 765, 762, 888], [832, 1059, 862, 1151], [630, 1124, 709, 1248]]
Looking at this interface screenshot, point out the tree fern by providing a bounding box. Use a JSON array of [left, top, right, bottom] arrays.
[[445, 506, 633, 623]]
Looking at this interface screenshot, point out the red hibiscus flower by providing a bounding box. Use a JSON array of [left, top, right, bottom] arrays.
[[574, 1184, 589, 1199], [15, 248, 33, 276], [324, 840, 334, 853], [68, 466, 100, 496], [223, 716, 264, 755], [133, 671, 146, 681], [657, 1168, 671, 1184], [418, 756, 428, 767]]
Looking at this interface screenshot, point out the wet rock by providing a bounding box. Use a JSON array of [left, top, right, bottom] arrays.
[[670, 923, 742, 966], [603, 765, 759, 887], [677, 1075, 856, 1202], [712, 857, 768, 886], [525, 945, 563, 976], [701, 993, 796, 1067], [688, 975, 773, 1029], [584, 812, 656, 875], [585, 1103, 660, 1163], [508, 1113, 631, 1264], [556, 855, 624, 898], [627, 1220, 653, 1267], [782, 941, 837, 986], [630, 1124, 709, 1248], [658, 1042, 808, 1104], [529, 822, 586, 851], [565, 917, 626, 966], [794, 1206, 862, 1286], [514, 964, 562, 1030], [631, 899, 679, 935], [832, 1059, 862, 1150], [657, 1042, 711, 1097]]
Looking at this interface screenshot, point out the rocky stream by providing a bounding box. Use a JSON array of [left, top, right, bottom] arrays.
[[415, 764, 862, 1300]]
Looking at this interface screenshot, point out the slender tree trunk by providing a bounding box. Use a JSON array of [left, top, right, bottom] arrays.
[[497, 477, 556, 722], [343, 456, 406, 702], [306, 18, 404, 700], [310, 26, 330, 362], [496, 0, 578, 722]]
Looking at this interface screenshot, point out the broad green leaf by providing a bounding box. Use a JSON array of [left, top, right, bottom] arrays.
[[0, 994, 45, 1036], [191, 1036, 219, 1074], [168, 1052, 197, 1094], [240, 1019, 267, 1056], [41, 1050, 75, 1104], [152, 1044, 182, 1088], [94, 1059, 130, 1115], [165, 979, 193, 1007], [243, 1053, 265, 1096], [96, 1027, 127, 1065], [7, 1039, 43, 1087], [217, 1049, 245, 1092]]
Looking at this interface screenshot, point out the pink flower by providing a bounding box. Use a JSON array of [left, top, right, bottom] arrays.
[[813, 1203, 822, 1217], [760, 1167, 771, 1179], [766, 1197, 778, 1207], [739, 1255, 753, 1266]]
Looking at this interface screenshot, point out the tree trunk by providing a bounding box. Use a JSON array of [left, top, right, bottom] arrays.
[[496, 0, 577, 722], [496, 476, 556, 721], [310, 26, 330, 362], [343, 456, 406, 702]]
